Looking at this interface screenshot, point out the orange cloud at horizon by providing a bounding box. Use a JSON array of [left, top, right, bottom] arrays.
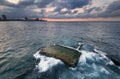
[[45, 17, 120, 22]]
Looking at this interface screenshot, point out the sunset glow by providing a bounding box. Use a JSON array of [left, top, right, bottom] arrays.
[[45, 17, 120, 22]]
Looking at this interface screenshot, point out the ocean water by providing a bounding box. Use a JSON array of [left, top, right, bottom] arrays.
[[0, 21, 120, 79]]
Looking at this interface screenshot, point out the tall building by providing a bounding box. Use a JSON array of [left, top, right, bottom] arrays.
[[2, 15, 7, 20]]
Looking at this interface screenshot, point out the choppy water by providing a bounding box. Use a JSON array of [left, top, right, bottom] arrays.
[[0, 21, 120, 79]]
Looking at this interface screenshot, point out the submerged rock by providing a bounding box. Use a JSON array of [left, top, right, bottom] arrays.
[[39, 44, 81, 67], [106, 55, 120, 66]]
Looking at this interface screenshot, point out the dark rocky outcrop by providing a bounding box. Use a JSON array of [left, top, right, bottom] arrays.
[[39, 44, 81, 67], [106, 55, 120, 66]]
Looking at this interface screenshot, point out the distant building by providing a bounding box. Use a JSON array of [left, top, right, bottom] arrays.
[[2, 15, 7, 20], [25, 17, 28, 21], [36, 18, 39, 21]]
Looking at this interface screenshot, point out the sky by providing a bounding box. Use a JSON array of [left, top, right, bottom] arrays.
[[0, 0, 120, 21]]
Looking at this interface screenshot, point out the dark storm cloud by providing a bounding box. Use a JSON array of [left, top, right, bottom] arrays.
[[85, 7, 102, 13], [19, 0, 34, 6], [36, 0, 54, 8], [53, 0, 91, 16], [6, 8, 30, 18], [0, 0, 53, 8], [98, 0, 120, 17], [105, 0, 120, 16], [58, 9, 78, 15], [0, 0, 7, 4], [5, 8, 43, 19], [0, 0, 54, 18], [75, 0, 120, 18], [0, 0, 19, 8], [106, 0, 120, 12], [0, 0, 120, 18], [65, 0, 91, 9], [0, 0, 91, 18], [54, 0, 91, 10], [19, 0, 54, 8]]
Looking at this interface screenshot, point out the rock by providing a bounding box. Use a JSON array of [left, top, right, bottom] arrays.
[[106, 55, 120, 66], [106, 64, 120, 74], [40, 44, 81, 67]]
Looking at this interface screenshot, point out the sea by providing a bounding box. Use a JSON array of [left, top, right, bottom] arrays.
[[0, 21, 120, 79]]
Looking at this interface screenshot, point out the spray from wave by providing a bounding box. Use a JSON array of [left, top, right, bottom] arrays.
[[34, 50, 64, 72], [33, 43, 120, 79]]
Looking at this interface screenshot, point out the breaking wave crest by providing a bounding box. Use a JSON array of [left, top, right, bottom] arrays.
[[34, 50, 64, 72], [33, 44, 120, 79]]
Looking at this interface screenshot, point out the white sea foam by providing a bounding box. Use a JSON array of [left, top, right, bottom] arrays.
[[100, 67, 110, 75], [34, 50, 64, 72], [94, 49, 114, 65], [78, 50, 96, 64]]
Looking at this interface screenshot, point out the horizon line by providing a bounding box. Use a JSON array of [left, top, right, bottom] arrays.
[[44, 17, 120, 22]]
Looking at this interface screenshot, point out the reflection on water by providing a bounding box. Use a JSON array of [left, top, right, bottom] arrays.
[[0, 21, 120, 79]]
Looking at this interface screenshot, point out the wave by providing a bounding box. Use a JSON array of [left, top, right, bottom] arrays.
[[34, 50, 64, 72], [33, 43, 120, 79]]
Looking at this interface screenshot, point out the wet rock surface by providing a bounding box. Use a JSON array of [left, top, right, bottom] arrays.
[[106, 55, 120, 66]]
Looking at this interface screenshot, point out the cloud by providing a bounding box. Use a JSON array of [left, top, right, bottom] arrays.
[[0, 0, 19, 8], [51, 0, 91, 18], [0, 0, 91, 18], [35, 0, 54, 8], [98, 0, 120, 17], [54, 0, 91, 10], [74, 0, 120, 18], [19, 0, 34, 6], [0, 0, 120, 18], [105, 0, 120, 16], [0, 0, 53, 8], [0, 0, 52, 18], [65, 0, 91, 9], [19, 0, 54, 8], [85, 7, 102, 13], [5, 8, 43, 19]]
